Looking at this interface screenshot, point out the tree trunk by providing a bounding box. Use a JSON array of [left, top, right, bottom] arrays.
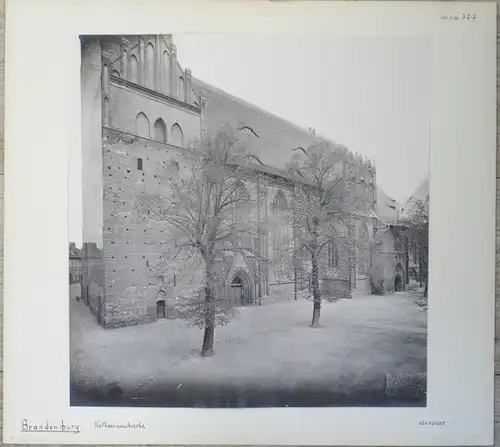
[[423, 279, 428, 299], [310, 251, 321, 328], [201, 275, 215, 357]]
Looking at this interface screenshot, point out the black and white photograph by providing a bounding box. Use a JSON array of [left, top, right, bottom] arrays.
[[69, 33, 430, 408]]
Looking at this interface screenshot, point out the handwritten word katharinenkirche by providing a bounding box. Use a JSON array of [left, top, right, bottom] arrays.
[[21, 419, 80, 434], [95, 420, 146, 429]]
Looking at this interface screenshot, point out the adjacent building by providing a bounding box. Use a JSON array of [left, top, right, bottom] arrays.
[[69, 242, 83, 284]]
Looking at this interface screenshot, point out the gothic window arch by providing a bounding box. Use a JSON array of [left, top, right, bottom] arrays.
[[111, 69, 120, 78], [154, 118, 167, 143], [271, 190, 291, 281], [328, 240, 339, 268], [162, 50, 170, 93], [170, 123, 184, 147], [145, 43, 155, 89], [272, 190, 288, 217], [230, 180, 250, 221], [135, 112, 150, 139], [178, 76, 185, 101], [128, 55, 138, 84]]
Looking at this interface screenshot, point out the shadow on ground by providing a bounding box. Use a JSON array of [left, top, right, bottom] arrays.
[[70, 379, 426, 408]]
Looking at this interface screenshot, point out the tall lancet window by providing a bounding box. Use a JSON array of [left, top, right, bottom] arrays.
[[154, 118, 167, 143], [145, 43, 155, 89], [162, 50, 170, 94], [128, 55, 138, 84], [271, 190, 289, 280], [178, 76, 185, 101], [135, 112, 150, 139], [229, 181, 251, 248], [170, 123, 184, 147]]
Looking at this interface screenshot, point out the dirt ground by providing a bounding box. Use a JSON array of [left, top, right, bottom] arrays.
[[70, 289, 427, 407]]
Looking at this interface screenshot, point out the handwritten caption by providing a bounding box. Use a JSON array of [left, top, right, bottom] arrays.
[[21, 419, 80, 435], [95, 420, 146, 430], [440, 13, 477, 22]]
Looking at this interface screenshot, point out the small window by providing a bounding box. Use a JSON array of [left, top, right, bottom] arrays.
[[137, 158, 143, 171]]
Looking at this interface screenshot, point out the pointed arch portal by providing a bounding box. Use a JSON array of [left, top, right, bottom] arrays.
[[230, 270, 253, 306], [395, 263, 405, 292]]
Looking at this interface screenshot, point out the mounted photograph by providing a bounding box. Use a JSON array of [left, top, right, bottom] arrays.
[[70, 33, 430, 408]]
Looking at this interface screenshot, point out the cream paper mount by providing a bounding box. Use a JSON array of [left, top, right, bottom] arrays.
[[3, 0, 497, 445]]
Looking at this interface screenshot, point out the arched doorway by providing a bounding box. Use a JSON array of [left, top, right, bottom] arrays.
[[394, 274, 403, 292], [394, 263, 405, 292], [156, 289, 168, 320], [230, 271, 252, 306], [156, 299, 166, 319]]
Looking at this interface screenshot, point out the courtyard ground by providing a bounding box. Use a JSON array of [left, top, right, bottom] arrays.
[[70, 290, 427, 407]]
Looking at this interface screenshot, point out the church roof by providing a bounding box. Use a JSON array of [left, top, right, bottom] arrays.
[[190, 77, 371, 173], [376, 186, 401, 222]]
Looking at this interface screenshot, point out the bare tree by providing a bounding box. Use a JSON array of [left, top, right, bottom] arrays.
[[288, 141, 367, 327], [402, 194, 429, 299], [137, 127, 260, 357]]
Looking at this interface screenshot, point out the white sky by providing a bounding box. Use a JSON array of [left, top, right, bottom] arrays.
[[174, 34, 430, 200], [70, 34, 430, 246]]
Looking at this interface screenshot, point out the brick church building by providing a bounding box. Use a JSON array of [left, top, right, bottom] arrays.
[[80, 34, 406, 328]]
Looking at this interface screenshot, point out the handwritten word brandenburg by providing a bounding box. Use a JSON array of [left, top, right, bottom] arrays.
[[95, 420, 146, 429], [21, 419, 80, 434]]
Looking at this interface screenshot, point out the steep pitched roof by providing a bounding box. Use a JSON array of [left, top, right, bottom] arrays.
[[191, 78, 378, 175], [376, 186, 401, 222]]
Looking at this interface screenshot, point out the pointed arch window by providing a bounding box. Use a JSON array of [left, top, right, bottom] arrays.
[[145, 43, 155, 89], [229, 181, 251, 248], [170, 123, 184, 147], [328, 240, 339, 268], [178, 76, 185, 101], [162, 50, 170, 94], [128, 55, 138, 84], [135, 112, 150, 139], [271, 190, 291, 281], [154, 118, 167, 143]]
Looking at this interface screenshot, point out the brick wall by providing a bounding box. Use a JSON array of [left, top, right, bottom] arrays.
[[101, 128, 194, 327]]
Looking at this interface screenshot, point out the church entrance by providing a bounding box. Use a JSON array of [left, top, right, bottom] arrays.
[[156, 299, 166, 319], [394, 274, 403, 292], [230, 273, 252, 306], [394, 263, 405, 292]]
